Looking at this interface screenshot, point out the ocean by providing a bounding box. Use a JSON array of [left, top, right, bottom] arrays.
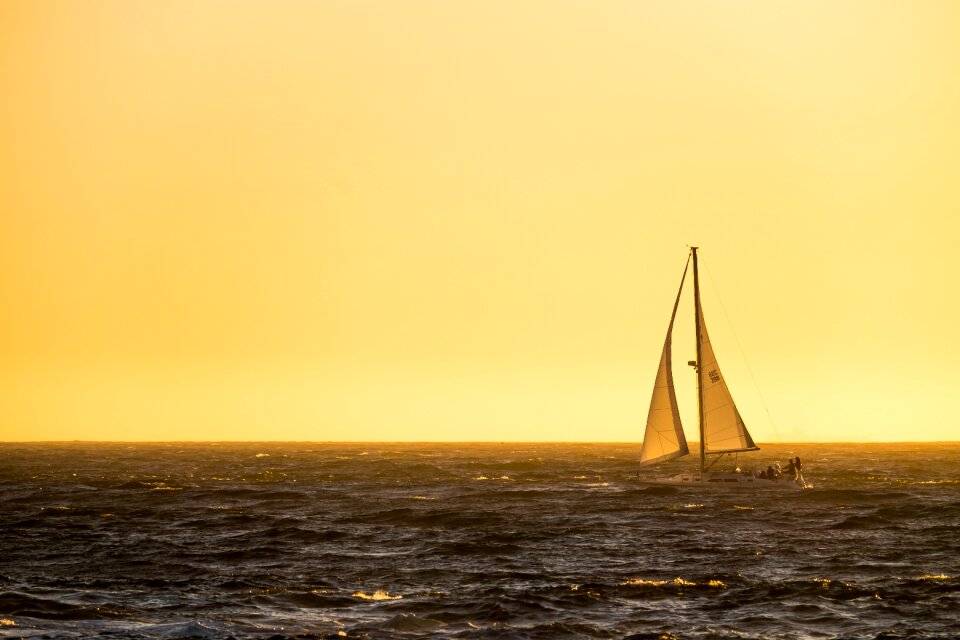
[[0, 442, 957, 639]]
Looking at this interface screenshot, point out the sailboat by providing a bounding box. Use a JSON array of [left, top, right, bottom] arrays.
[[638, 247, 808, 489]]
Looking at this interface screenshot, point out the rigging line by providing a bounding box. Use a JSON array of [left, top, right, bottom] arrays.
[[700, 255, 784, 444]]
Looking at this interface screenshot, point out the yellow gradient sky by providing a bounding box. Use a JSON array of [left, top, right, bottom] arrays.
[[2, 1, 959, 442]]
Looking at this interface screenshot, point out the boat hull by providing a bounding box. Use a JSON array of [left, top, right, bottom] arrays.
[[639, 471, 810, 490]]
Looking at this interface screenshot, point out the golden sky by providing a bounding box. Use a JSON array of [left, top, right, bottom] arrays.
[[1, 1, 958, 442]]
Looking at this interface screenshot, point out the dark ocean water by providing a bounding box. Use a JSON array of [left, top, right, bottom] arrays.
[[0, 442, 958, 640]]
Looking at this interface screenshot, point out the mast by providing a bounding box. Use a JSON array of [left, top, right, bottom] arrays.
[[691, 246, 706, 475]]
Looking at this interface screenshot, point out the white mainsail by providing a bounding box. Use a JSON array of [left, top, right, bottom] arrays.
[[695, 308, 758, 454], [638, 260, 690, 467]]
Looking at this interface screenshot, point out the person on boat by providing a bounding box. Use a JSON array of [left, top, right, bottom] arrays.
[[786, 459, 796, 479], [795, 456, 804, 483], [765, 465, 776, 480]]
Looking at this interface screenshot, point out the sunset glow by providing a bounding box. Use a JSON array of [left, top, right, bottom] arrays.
[[2, 1, 958, 442]]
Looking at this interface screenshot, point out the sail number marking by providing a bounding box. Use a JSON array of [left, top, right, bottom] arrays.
[[708, 370, 720, 383]]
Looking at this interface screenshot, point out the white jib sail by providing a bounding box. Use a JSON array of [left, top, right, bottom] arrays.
[[639, 260, 690, 467], [696, 310, 758, 454]]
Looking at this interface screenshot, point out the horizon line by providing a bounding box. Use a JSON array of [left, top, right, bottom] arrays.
[[2, 440, 958, 445]]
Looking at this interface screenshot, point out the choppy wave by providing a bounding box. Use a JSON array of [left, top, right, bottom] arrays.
[[0, 441, 958, 639]]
